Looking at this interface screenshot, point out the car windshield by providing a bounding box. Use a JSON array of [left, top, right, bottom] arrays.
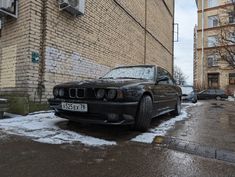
[[181, 86, 194, 94], [102, 66, 155, 80]]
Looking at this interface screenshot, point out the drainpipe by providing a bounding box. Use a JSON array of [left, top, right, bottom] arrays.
[[201, 0, 205, 90], [172, 0, 175, 75], [38, 0, 47, 103], [144, 0, 147, 64]]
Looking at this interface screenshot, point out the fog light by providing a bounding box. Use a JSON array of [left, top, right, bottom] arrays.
[[123, 114, 134, 121], [107, 113, 119, 121]]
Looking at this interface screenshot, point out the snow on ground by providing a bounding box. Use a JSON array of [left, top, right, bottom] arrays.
[[131, 102, 203, 144], [0, 113, 116, 146], [227, 96, 235, 102], [0, 102, 203, 146], [0, 98, 7, 101]]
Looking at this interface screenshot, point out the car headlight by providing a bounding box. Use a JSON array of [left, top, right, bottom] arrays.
[[59, 88, 65, 97], [106, 89, 117, 100], [53, 88, 59, 97], [96, 89, 105, 99]]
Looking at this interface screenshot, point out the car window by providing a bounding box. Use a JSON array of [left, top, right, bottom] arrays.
[[157, 67, 173, 85], [167, 72, 174, 85], [216, 90, 225, 94], [181, 86, 194, 94], [208, 89, 216, 94], [102, 66, 155, 80]]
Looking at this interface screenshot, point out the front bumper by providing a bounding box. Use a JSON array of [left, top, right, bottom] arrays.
[[48, 98, 139, 125]]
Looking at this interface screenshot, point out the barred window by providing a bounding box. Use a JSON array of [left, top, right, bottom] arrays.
[[208, 0, 218, 8], [229, 12, 235, 24], [229, 73, 235, 85], [207, 55, 219, 67], [208, 15, 219, 28]]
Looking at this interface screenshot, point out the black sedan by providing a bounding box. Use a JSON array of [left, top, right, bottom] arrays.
[[48, 65, 182, 131], [197, 89, 228, 100]]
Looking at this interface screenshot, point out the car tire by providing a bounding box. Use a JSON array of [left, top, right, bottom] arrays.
[[216, 96, 221, 100], [171, 97, 181, 116], [134, 95, 153, 132], [192, 98, 197, 103]]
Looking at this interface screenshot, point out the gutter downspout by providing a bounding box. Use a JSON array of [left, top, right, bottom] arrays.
[[38, 0, 47, 103], [144, 0, 147, 64], [172, 0, 175, 75], [201, 0, 205, 90]]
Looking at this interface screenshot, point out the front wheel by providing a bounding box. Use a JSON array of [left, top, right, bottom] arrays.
[[134, 95, 153, 132], [171, 98, 181, 116]]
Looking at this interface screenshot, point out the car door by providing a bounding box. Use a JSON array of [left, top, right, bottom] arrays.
[[208, 89, 216, 99], [199, 90, 209, 99], [165, 71, 178, 108], [153, 67, 175, 115]]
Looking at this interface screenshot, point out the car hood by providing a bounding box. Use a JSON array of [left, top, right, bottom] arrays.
[[55, 79, 152, 88]]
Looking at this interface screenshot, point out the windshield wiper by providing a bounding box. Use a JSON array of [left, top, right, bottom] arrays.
[[101, 77, 114, 79], [116, 77, 146, 80]]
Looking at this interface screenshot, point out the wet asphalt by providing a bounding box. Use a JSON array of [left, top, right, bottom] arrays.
[[0, 100, 235, 177]]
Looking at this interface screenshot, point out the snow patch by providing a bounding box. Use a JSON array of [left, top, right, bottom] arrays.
[[227, 96, 235, 102], [131, 103, 201, 144], [0, 113, 116, 146]]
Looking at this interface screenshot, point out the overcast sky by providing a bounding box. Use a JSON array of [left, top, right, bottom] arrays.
[[174, 0, 197, 85]]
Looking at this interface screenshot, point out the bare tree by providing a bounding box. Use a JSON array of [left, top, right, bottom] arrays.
[[174, 65, 188, 85], [212, 1, 235, 68]]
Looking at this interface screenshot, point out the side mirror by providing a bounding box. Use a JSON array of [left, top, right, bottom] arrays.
[[156, 76, 169, 84]]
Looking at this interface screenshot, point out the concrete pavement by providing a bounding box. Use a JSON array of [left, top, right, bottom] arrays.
[[0, 100, 235, 177]]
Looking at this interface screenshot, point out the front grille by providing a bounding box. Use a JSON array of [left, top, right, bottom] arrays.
[[69, 88, 76, 98], [77, 89, 85, 97], [66, 88, 95, 99]]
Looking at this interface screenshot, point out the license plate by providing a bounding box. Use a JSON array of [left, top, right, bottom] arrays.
[[61, 102, 88, 112]]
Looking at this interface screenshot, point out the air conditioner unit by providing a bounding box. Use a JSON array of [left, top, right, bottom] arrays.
[[58, 0, 85, 16], [0, 0, 18, 18]]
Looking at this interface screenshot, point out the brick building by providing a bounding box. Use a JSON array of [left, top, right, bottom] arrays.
[[194, 0, 235, 92], [0, 0, 175, 114]]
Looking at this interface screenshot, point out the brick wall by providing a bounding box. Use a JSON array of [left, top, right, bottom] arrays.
[[0, 1, 31, 96], [0, 0, 174, 103]]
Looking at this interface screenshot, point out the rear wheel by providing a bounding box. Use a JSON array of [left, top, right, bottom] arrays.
[[134, 95, 153, 132], [192, 97, 197, 103], [171, 98, 181, 116]]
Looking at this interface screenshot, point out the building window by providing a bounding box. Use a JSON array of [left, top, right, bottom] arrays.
[[229, 73, 235, 85], [207, 35, 218, 47], [208, 55, 219, 67], [208, 73, 219, 88], [227, 0, 235, 4], [208, 15, 219, 28], [228, 12, 235, 24], [208, 0, 218, 8], [229, 32, 235, 42]]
